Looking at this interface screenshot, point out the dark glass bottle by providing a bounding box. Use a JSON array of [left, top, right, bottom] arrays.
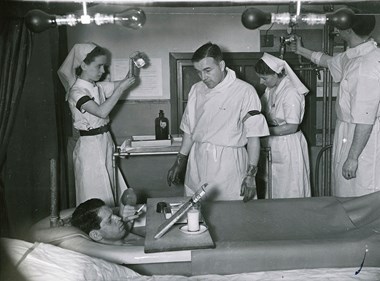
[[155, 110, 169, 140], [120, 188, 137, 206]]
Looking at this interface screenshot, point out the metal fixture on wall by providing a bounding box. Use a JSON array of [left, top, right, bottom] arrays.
[[25, 1, 146, 33], [241, 4, 355, 30], [242, 0, 354, 60]]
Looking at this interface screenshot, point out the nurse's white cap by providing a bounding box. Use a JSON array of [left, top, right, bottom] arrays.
[[261, 52, 309, 95], [57, 43, 97, 94]]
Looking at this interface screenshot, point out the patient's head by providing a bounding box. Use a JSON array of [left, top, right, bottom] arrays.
[[71, 199, 127, 244]]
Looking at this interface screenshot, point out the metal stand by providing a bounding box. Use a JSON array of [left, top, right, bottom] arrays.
[[50, 158, 60, 227], [112, 144, 180, 206]]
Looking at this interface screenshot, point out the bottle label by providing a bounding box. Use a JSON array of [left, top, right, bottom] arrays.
[[160, 120, 167, 129]]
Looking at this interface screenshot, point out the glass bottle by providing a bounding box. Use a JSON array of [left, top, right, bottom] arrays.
[[120, 188, 137, 206], [155, 110, 169, 140]]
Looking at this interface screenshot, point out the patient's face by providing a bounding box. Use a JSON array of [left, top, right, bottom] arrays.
[[97, 206, 126, 241]]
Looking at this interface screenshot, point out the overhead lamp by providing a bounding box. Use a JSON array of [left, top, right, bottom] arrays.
[[25, 1, 146, 33], [241, 7, 355, 30]]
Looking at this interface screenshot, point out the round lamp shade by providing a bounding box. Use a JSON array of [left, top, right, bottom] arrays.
[[241, 8, 271, 30]]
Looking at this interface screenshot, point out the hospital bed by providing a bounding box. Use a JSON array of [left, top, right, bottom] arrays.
[[4, 190, 378, 279], [1, 237, 380, 281]]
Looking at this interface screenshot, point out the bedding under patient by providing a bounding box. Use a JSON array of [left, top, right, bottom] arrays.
[[29, 199, 189, 266], [31, 198, 144, 251]]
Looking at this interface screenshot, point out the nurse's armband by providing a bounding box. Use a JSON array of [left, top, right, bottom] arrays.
[[242, 110, 261, 123], [76, 96, 94, 113]]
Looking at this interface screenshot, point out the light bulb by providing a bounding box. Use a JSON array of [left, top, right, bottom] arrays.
[[241, 8, 272, 30], [114, 8, 146, 29], [326, 8, 355, 30], [25, 9, 57, 33]]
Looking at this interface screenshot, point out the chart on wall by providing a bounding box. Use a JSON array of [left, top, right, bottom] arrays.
[[110, 58, 163, 99]]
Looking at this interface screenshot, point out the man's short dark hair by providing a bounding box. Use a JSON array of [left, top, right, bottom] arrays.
[[351, 10, 376, 36], [192, 42, 223, 63], [71, 198, 105, 234]]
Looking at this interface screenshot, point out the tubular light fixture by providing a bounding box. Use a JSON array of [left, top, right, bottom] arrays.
[[242, 3, 355, 30], [25, 1, 146, 33]]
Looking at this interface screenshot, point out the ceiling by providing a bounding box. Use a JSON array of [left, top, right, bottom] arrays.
[[2, 0, 380, 18]]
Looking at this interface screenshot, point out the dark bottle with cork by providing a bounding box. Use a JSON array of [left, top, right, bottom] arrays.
[[120, 188, 137, 206], [155, 110, 169, 140]]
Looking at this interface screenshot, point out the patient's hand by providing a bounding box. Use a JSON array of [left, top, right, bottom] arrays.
[[119, 204, 140, 222]]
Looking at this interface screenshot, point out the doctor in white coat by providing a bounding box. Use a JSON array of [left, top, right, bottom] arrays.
[[167, 42, 269, 201]]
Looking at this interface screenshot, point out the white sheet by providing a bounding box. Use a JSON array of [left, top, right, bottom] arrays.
[[1, 238, 379, 281], [127, 268, 380, 281], [1, 238, 140, 281]]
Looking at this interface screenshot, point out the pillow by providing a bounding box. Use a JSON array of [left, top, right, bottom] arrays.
[[1, 237, 140, 281]]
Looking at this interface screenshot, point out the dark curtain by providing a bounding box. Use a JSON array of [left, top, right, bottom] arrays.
[[0, 18, 32, 236], [51, 26, 73, 209]]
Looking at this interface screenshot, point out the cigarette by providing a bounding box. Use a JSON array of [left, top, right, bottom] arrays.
[[134, 204, 145, 215]]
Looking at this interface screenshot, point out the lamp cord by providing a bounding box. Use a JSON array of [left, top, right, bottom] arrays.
[[355, 248, 368, 275]]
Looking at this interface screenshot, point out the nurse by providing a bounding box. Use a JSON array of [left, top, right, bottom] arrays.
[[58, 43, 136, 206], [167, 42, 269, 201], [255, 53, 311, 198], [293, 12, 380, 197]]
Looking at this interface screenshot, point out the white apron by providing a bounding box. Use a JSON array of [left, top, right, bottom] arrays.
[[327, 40, 380, 196], [260, 77, 311, 198], [68, 79, 128, 206], [181, 68, 269, 200]]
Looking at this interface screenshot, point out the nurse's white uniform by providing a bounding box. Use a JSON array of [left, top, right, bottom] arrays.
[[327, 40, 380, 197], [68, 79, 127, 206], [180, 68, 269, 200], [260, 77, 311, 198]]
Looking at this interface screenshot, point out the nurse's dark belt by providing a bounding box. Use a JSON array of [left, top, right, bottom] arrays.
[[79, 124, 110, 136]]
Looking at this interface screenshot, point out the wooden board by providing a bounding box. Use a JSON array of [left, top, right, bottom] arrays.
[[144, 197, 215, 253]]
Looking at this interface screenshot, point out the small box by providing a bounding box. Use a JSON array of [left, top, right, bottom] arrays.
[[130, 135, 172, 148]]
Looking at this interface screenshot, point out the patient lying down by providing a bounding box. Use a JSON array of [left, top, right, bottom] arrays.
[[29, 198, 151, 265], [70, 198, 144, 246]]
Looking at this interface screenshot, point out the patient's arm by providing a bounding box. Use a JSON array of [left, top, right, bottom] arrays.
[[57, 233, 190, 265], [31, 223, 188, 265], [58, 236, 147, 264], [28, 206, 190, 265], [29, 214, 146, 264]]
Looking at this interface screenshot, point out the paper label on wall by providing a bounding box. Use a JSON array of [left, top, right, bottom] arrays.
[[111, 58, 163, 99]]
